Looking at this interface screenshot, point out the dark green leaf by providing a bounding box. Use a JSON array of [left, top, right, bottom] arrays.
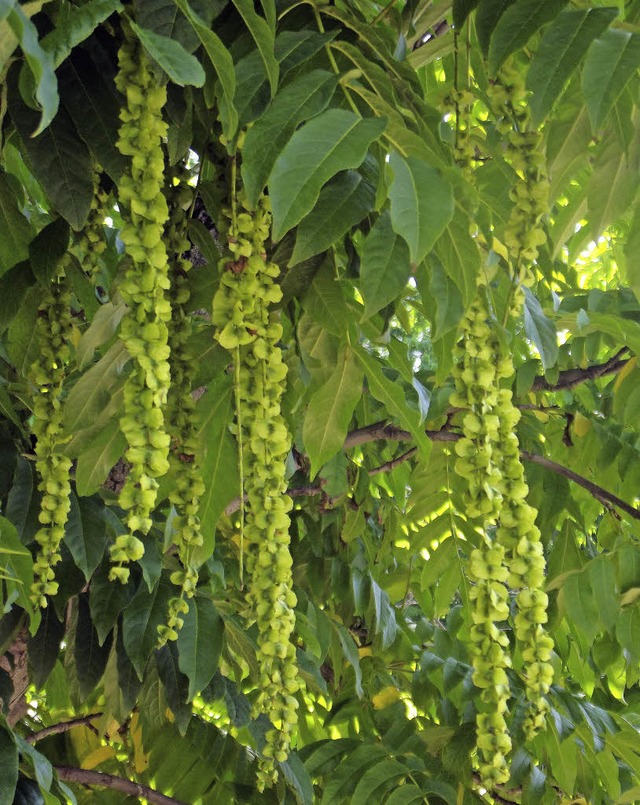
[[453, 0, 479, 29], [15, 736, 53, 792], [0, 170, 32, 277], [74, 593, 113, 699], [360, 210, 412, 319], [90, 558, 135, 645], [562, 571, 599, 641], [156, 641, 191, 733], [0, 514, 34, 621], [616, 604, 640, 659], [523, 288, 558, 370], [65, 495, 108, 581], [27, 604, 64, 690], [587, 132, 640, 239], [9, 73, 93, 230], [123, 573, 173, 677], [388, 152, 454, 264], [28, 218, 69, 285], [171, 0, 237, 138], [194, 376, 237, 566], [291, 169, 374, 266], [129, 21, 206, 87], [582, 28, 640, 132], [0, 716, 18, 805], [41, 0, 123, 68], [242, 69, 338, 208], [58, 50, 127, 181], [488, 0, 569, 74], [351, 758, 409, 802], [177, 597, 224, 701], [475, 0, 515, 56], [269, 109, 385, 240], [232, 0, 278, 96], [6, 5, 58, 136], [527, 8, 617, 123], [116, 625, 142, 714]]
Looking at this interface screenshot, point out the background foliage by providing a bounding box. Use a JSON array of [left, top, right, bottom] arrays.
[[2, 0, 640, 802]]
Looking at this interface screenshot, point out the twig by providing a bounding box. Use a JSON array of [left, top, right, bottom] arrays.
[[521, 451, 640, 521], [531, 349, 629, 392], [27, 713, 103, 743], [369, 447, 417, 476], [54, 767, 186, 805]]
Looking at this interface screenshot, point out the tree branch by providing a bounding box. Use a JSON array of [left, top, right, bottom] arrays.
[[531, 348, 630, 392], [521, 451, 640, 520], [27, 714, 103, 744], [54, 767, 187, 805]]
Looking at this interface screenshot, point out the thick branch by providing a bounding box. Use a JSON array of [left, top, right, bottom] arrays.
[[531, 349, 629, 392], [27, 714, 103, 744], [54, 767, 186, 805]]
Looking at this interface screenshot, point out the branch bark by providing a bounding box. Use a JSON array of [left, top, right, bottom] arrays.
[[27, 714, 103, 744], [531, 349, 629, 392], [54, 767, 187, 805]]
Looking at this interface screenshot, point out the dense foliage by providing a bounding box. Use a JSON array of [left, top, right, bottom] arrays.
[[1, 0, 640, 802]]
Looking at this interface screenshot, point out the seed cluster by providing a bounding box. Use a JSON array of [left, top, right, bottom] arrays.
[[73, 172, 108, 282], [451, 292, 514, 785], [488, 62, 549, 273], [158, 175, 206, 645], [29, 273, 74, 607], [110, 32, 172, 583], [212, 183, 299, 789]]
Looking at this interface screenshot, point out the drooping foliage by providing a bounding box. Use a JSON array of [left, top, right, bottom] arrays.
[[1, 1, 640, 803]]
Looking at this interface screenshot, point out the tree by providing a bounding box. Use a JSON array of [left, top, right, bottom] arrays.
[[1, 0, 640, 802]]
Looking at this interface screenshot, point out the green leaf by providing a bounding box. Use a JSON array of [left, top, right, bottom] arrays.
[[16, 736, 53, 792], [587, 132, 640, 239], [527, 8, 617, 123], [523, 288, 558, 370], [475, 0, 515, 56], [171, 0, 237, 139], [0, 717, 18, 805], [276, 29, 335, 78], [64, 495, 108, 581], [232, 0, 278, 96], [123, 574, 174, 678], [74, 593, 112, 700], [6, 4, 58, 136], [75, 419, 126, 497], [26, 603, 64, 690], [0, 514, 34, 619], [177, 597, 224, 701], [194, 376, 237, 566], [41, 0, 123, 68], [8, 76, 93, 230], [319, 743, 387, 804], [453, 0, 479, 29], [582, 28, 640, 132], [129, 20, 205, 87], [292, 170, 375, 266], [333, 621, 364, 699], [562, 571, 599, 641], [616, 604, 640, 659], [303, 345, 363, 477], [388, 152, 454, 264], [63, 341, 130, 432], [488, 0, 569, 74], [242, 69, 337, 208], [588, 556, 619, 632], [58, 50, 128, 181], [136, 0, 221, 50], [0, 170, 32, 277], [360, 210, 412, 320], [156, 641, 191, 733], [28, 218, 69, 285], [351, 759, 409, 802], [302, 260, 351, 337], [385, 785, 429, 805], [89, 563, 133, 648], [269, 109, 385, 240], [353, 345, 432, 459]]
